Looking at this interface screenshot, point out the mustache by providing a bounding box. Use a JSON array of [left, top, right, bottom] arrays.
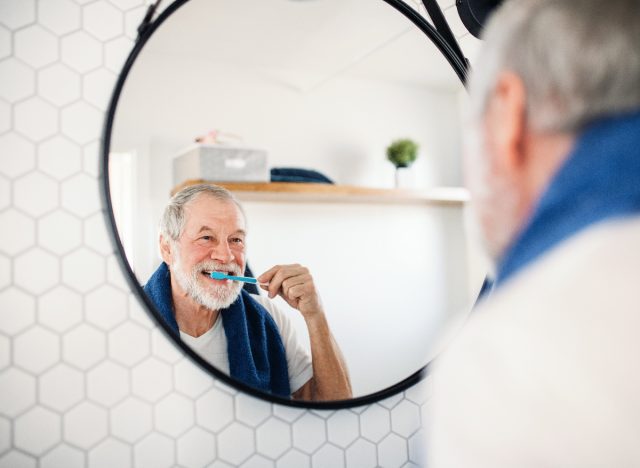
[[194, 261, 242, 277]]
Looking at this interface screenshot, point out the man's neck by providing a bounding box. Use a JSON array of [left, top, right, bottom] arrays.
[[170, 276, 219, 338]]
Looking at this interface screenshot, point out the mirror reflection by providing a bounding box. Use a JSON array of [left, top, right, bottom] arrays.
[[109, 0, 482, 400]]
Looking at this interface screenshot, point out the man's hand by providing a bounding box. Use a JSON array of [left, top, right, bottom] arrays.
[[258, 264, 323, 320]]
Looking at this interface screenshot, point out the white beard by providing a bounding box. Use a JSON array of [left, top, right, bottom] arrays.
[[464, 120, 521, 266], [171, 247, 244, 311]]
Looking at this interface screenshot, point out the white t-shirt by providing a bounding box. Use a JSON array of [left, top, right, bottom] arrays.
[[179, 294, 313, 393]]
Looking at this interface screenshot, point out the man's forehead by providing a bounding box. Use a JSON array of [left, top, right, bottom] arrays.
[[183, 194, 246, 227]]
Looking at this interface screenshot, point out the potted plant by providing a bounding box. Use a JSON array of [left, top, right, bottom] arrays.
[[386, 138, 419, 188]]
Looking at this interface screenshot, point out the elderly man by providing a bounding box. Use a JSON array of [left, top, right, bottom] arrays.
[[429, 0, 640, 466], [144, 184, 351, 401]]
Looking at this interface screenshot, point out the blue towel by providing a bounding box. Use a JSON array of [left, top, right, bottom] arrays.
[[496, 109, 640, 286], [143, 262, 291, 397]]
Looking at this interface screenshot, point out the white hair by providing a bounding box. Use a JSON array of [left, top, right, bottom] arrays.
[[469, 0, 640, 132], [160, 184, 245, 241]]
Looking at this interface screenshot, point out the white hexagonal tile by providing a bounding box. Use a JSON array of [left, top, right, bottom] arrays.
[[195, 387, 234, 432], [38, 136, 82, 180], [13, 172, 58, 217], [272, 404, 304, 423], [0, 335, 9, 370], [131, 356, 171, 402], [0, 451, 36, 468], [0, 368, 36, 417], [15, 97, 58, 142], [110, 322, 150, 367], [0, 134, 36, 178], [312, 444, 344, 468], [404, 378, 431, 406], [176, 427, 216, 468], [0, 252, 9, 291], [151, 327, 182, 365], [292, 413, 326, 454], [134, 433, 175, 468], [38, 211, 82, 255], [14, 406, 60, 455], [104, 36, 133, 73], [209, 461, 235, 468], [84, 212, 113, 255], [83, 2, 123, 41], [82, 140, 100, 177], [256, 418, 291, 459], [14, 247, 59, 295], [360, 404, 391, 443], [0, 287, 36, 335], [60, 173, 100, 217], [235, 392, 271, 428], [111, 397, 153, 443], [87, 360, 128, 406], [61, 101, 102, 144], [14, 326, 59, 373], [14, 26, 58, 68], [40, 444, 84, 468], [83, 68, 116, 112], [61, 31, 102, 73], [391, 400, 421, 437], [0, 26, 10, 60], [0, 175, 8, 212], [345, 439, 377, 468], [276, 449, 310, 468], [110, 0, 145, 10], [38, 64, 81, 107], [218, 422, 254, 466], [63, 401, 108, 449], [0, 209, 35, 256], [327, 411, 359, 448], [128, 295, 155, 329], [0, 100, 10, 133], [0, 0, 35, 29], [62, 247, 105, 292], [0, 58, 35, 103], [243, 455, 273, 468], [173, 358, 212, 398], [311, 410, 335, 420], [0, 416, 9, 453], [39, 0, 81, 35], [39, 363, 84, 412], [408, 428, 426, 466], [379, 392, 404, 410], [62, 323, 106, 370], [89, 438, 131, 468], [378, 433, 408, 468], [38, 285, 83, 332], [86, 284, 127, 329], [154, 393, 194, 437], [123, 5, 146, 39]]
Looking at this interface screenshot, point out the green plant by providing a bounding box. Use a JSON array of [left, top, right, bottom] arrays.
[[386, 138, 419, 168]]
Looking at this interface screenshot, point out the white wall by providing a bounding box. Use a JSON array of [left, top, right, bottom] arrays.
[[0, 0, 482, 466]]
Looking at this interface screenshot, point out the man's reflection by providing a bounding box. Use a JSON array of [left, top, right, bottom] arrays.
[[144, 184, 352, 400]]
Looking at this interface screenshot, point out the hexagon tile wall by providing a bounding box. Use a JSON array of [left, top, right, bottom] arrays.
[[0, 0, 447, 466]]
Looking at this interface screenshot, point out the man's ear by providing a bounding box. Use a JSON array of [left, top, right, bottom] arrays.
[[485, 70, 528, 173], [159, 235, 173, 265]]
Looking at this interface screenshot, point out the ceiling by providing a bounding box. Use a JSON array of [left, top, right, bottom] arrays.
[[142, 0, 466, 92]]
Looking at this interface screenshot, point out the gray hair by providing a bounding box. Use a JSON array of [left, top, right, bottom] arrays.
[[468, 0, 640, 132], [160, 184, 245, 241]]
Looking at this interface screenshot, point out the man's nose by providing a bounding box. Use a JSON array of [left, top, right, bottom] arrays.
[[209, 240, 234, 263]]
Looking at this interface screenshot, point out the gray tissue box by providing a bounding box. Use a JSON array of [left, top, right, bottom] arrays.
[[173, 144, 269, 185]]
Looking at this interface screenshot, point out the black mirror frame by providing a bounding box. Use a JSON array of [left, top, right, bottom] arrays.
[[99, 0, 469, 409]]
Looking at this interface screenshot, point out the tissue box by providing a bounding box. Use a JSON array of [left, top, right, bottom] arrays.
[[173, 144, 269, 185]]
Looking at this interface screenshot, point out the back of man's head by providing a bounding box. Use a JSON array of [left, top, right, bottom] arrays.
[[469, 0, 640, 133]]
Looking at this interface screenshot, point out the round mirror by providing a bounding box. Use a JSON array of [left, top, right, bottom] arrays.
[[102, 0, 481, 407]]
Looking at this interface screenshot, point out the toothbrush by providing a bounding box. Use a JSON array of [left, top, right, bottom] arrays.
[[210, 271, 268, 286]]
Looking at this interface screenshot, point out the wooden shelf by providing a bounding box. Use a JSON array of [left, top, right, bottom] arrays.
[[172, 180, 469, 206]]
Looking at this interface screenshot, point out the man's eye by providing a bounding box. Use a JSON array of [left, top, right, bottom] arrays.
[[231, 238, 244, 244], [200, 236, 212, 241]]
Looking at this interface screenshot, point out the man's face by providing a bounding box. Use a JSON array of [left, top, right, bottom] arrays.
[[165, 194, 247, 311]]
